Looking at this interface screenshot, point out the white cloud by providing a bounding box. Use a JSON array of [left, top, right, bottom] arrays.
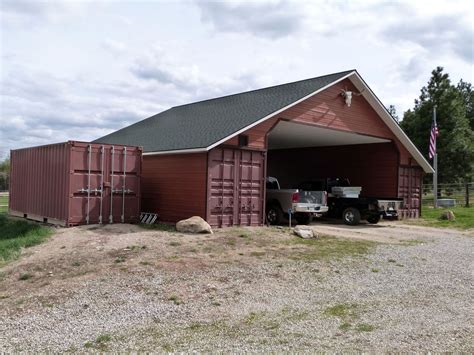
[[381, 14, 473, 64], [0, 66, 166, 158], [195, 0, 305, 39], [0, 0, 87, 27], [101, 39, 127, 54], [130, 47, 267, 102]]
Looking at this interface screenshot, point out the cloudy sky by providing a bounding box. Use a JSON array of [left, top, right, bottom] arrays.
[[0, 0, 473, 159]]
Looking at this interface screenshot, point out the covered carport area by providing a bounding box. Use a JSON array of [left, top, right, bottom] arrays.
[[266, 120, 399, 199]]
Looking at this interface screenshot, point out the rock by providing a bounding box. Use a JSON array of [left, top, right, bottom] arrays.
[[176, 216, 213, 234], [293, 226, 314, 239], [439, 210, 455, 221]]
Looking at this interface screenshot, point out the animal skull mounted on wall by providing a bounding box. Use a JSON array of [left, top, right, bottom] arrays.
[[341, 88, 364, 107]]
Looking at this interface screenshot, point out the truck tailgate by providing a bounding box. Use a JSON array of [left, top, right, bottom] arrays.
[[298, 191, 326, 205]]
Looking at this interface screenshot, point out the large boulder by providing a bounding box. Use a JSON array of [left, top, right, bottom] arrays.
[[439, 210, 456, 221], [176, 216, 213, 234], [293, 225, 315, 239]]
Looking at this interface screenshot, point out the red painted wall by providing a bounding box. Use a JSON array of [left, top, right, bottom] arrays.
[[141, 153, 208, 223], [222, 117, 278, 150]]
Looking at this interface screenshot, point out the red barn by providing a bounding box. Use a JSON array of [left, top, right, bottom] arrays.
[[96, 70, 433, 227]]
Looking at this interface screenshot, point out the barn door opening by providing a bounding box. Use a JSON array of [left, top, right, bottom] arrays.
[[207, 148, 265, 227]]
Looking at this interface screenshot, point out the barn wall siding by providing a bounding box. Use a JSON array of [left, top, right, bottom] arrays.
[[267, 143, 399, 198], [222, 117, 278, 150], [141, 153, 208, 223]]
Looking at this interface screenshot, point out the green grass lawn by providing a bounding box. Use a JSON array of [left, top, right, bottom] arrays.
[[418, 205, 474, 230], [0, 195, 8, 213], [0, 214, 52, 265]]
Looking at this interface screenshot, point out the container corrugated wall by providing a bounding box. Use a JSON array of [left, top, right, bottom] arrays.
[[9, 141, 142, 226]]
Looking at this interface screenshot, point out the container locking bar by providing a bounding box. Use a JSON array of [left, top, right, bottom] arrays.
[[109, 146, 115, 224], [78, 188, 102, 194], [99, 145, 104, 224], [86, 144, 91, 225], [112, 188, 134, 194], [121, 146, 127, 223]]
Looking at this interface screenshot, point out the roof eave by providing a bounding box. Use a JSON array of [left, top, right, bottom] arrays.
[[142, 147, 207, 156]]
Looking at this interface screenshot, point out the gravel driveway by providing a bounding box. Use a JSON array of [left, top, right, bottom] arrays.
[[0, 222, 472, 352]]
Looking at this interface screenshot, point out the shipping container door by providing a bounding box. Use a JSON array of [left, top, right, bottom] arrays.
[[237, 150, 265, 226], [111, 146, 141, 223], [398, 166, 422, 218], [207, 148, 237, 227], [69, 144, 105, 224], [207, 148, 264, 227], [69, 144, 141, 225]]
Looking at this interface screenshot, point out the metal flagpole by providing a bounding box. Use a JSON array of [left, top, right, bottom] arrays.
[[433, 106, 438, 208]]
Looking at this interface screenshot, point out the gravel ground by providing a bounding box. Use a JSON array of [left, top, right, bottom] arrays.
[[0, 222, 472, 352]]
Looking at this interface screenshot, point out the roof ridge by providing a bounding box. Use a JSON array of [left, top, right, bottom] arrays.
[[171, 69, 356, 110]]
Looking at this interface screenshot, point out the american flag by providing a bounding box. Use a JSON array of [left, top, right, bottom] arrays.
[[428, 113, 439, 160]]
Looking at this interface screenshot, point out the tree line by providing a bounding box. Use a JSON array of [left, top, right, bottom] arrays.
[[399, 66, 474, 184], [0, 158, 9, 191]]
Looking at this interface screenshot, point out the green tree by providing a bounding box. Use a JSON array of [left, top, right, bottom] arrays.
[[400, 67, 474, 183], [457, 79, 474, 131], [387, 104, 399, 122], [0, 158, 10, 173], [0, 158, 9, 191]]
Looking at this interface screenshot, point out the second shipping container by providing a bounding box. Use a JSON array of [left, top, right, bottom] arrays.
[[9, 141, 142, 226]]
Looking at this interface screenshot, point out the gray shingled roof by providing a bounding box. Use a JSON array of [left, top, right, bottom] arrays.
[[94, 70, 354, 152]]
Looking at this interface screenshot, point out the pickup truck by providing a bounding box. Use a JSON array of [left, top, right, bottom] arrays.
[[266, 176, 328, 225], [296, 178, 403, 225]]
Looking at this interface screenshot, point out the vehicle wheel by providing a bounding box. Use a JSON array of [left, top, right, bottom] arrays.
[[342, 207, 361, 225], [367, 214, 381, 224], [266, 204, 283, 225], [295, 213, 312, 225]]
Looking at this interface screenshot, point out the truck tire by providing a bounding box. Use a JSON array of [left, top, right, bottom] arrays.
[[342, 207, 361, 226], [295, 213, 312, 225], [367, 214, 381, 224], [266, 204, 283, 225]]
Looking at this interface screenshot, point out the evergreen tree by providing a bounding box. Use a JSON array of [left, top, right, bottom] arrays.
[[387, 105, 399, 122], [400, 67, 474, 183], [457, 79, 474, 131]]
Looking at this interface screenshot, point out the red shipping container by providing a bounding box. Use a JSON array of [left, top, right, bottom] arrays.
[[9, 141, 142, 226]]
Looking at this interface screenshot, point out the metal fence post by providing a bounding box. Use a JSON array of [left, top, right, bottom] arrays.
[[466, 182, 470, 208]]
